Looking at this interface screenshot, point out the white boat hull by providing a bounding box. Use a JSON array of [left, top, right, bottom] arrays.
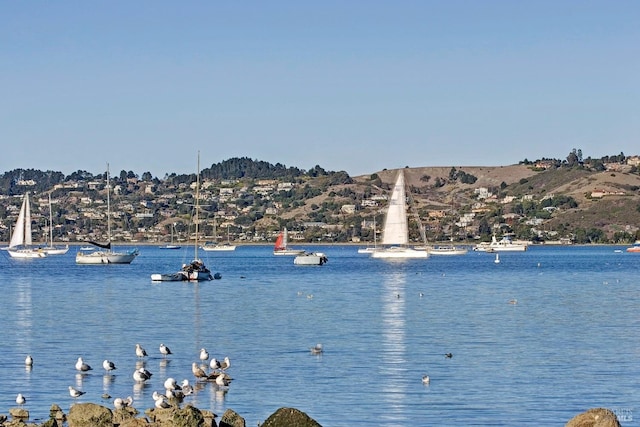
[[274, 249, 305, 256], [43, 245, 69, 255], [294, 252, 328, 265], [201, 244, 237, 251], [428, 246, 469, 256], [371, 247, 429, 259], [7, 248, 47, 258], [76, 250, 138, 264]]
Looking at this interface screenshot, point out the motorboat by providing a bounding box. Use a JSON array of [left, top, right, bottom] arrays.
[[294, 252, 328, 265], [474, 235, 527, 252]]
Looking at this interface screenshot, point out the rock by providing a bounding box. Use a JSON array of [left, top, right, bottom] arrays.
[[67, 403, 113, 427], [260, 408, 322, 427], [566, 408, 621, 427], [170, 404, 206, 427], [219, 409, 245, 427], [113, 406, 140, 425], [119, 418, 151, 427], [9, 407, 29, 419]]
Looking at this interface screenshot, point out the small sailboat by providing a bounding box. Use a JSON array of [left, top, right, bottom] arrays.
[[151, 153, 220, 281], [5, 193, 47, 258], [201, 219, 236, 251], [159, 223, 181, 250], [273, 227, 305, 256], [371, 170, 428, 259], [42, 194, 69, 255], [76, 165, 139, 264]]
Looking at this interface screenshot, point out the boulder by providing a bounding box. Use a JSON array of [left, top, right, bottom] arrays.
[[67, 403, 113, 427], [219, 409, 245, 427], [261, 408, 322, 427], [566, 408, 621, 427], [119, 418, 151, 427], [8, 407, 29, 419], [113, 406, 140, 425]]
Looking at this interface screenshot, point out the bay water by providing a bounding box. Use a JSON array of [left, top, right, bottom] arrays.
[[0, 245, 638, 426]]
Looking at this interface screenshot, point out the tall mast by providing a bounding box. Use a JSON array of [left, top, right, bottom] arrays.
[[194, 152, 200, 260], [106, 163, 111, 245]]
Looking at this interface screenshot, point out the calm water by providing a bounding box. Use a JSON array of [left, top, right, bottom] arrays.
[[0, 245, 638, 426]]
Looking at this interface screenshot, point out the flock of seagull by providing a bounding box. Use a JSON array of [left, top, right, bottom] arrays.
[[15, 343, 233, 411]]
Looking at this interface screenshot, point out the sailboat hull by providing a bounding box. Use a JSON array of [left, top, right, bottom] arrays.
[[43, 245, 70, 255], [371, 247, 429, 259], [76, 250, 138, 264], [201, 244, 237, 251], [7, 248, 47, 258]]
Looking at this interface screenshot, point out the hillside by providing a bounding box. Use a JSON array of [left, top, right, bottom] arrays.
[[1, 161, 640, 245]]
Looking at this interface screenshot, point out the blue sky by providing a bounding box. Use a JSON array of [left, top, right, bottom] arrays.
[[1, 1, 638, 178]]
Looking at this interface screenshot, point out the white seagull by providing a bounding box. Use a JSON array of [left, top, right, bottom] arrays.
[[135, 343, 148, 358], [69, 386, 86, 398], [102, 359, 117, 373], [114, 396, 133, 409], [310, 343, 323, 354], [75, 357, 92, 372], [163, 377, 180, 391], [215, 372, 231, 387], [25, 355, 33, 367], [210, 358, 221, 370], [16, 393, 26, 406], [159, 343, 172, 358], [133, 367, 152, 382], [199, 348, 209, 362], [422, 375, 430, 385], [180, 379, 194, 395]]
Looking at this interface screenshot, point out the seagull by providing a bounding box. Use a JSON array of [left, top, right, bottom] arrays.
[[25, 355, 33, 367], [210, 358, 221, 370], [113, 396, 133, 409], [219, 356, 231, 371], [199, 348, 209, 362], [180, 379, 194, 395], [135, 343, 147, 358], [102, 360, 117, 373], [16, 393, 26, 406], [310, 344, 323, 355], [422, 375, 430, 385], [215, 372, 231, 387], [75, 357, 92, 372], [163, 377, 181, 391], [69, 386, 86, 398], [192, 362, 207, 381], [152, 391, 171, 408], [133, 367, 152, 382], [159, 343, 172, 358]]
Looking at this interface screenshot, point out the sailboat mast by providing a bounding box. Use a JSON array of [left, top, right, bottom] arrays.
[[106, 164, 111, 245], [49, 194, 53, 246], [194, 152, 200, 261]]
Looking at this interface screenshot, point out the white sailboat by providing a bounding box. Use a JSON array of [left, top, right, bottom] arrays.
[[76, 165, 139, 264], [42, 194, 69, 255], [6, 193, 47, 258], [152, 153, 218, 281], [273, 227, 305, 256], [159, 223, 181, 249], [371, 170, 428, 259], [201, 219, 236, 251]]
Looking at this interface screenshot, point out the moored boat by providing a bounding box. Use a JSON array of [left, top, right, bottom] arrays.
[[626, 241, 640, 253], [294, 252, 328, 265], [474, 235, 528, 252]]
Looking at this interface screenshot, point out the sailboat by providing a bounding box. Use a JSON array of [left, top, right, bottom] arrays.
[[357, 217, 377, 253], [273, 227, 305, 255], [151, 153, 219, 281], [201, 219, 236, 251], [6, 193, 47, 258], [76, 165, 139, 264], [159, 223, 181, 249], [371, 170, 429, 259], [42, 194, 69, 255]]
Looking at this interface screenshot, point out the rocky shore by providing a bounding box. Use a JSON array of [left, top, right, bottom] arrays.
[[1, 403, 322, 427], [1, 405, 624, 426]]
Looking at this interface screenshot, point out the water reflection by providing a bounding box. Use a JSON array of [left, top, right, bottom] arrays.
[[381, 271, 407, 422]]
